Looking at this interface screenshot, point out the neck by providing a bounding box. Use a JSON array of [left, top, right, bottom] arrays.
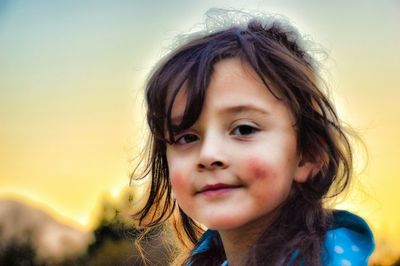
[[219, 230, 254, 266], [218, 212, 278, 266]]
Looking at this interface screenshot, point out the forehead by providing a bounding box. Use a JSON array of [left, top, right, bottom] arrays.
[[170, 57, 286, 122], [209, 57, 275, 102]]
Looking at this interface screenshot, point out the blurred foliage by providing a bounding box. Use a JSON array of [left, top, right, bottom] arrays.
[[0, 236, 40, 266], [81, 188, 173, 266]]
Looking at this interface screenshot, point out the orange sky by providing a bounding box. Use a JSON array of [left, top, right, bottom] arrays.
[[0, 0, 399, 262]]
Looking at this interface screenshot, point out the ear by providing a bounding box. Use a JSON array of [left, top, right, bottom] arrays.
[[294, 157, 322, 183]]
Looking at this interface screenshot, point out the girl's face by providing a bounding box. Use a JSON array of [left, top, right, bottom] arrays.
[[166, 57, 314, 231]]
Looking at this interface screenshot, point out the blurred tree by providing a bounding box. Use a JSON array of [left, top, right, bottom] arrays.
[[87, 192, 141, 256], [86, 239, 139, 266], [83, 189, 173, 266]]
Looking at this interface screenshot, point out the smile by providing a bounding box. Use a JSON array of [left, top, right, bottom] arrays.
[[197, 183, 242, 196]]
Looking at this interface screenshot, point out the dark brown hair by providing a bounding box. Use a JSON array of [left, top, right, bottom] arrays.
[[132, 12, 352, 266]]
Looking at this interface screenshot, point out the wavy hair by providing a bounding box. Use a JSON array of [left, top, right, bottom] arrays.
[[131, 11, 352, 266]]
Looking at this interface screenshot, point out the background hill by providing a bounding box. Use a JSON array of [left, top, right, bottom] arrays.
[[0, 199, 92, 262]]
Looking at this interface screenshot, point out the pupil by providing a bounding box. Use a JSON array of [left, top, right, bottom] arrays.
[[184, 135, 197, 142], [239, 125, 253, 135]]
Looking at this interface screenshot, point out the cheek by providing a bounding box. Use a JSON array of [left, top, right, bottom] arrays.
[[167, 155, 188, 192], [169, 171, 185, 191], [169, 171, 192, 210], [245, 158, 273, 181]]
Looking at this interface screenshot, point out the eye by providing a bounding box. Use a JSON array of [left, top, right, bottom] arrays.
[[231, 124, 259, 136], [175, 133, 199, 144]]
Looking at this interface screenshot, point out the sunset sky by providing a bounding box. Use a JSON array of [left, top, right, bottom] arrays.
[[1, 0, 399, 261]]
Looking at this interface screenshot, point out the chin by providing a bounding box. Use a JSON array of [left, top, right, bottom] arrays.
[[203, 219, 244, 231]]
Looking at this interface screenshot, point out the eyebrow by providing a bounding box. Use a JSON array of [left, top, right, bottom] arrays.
[[218, 104, 270, 116]]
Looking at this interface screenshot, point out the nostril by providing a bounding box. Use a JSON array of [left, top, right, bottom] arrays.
[[197, 160, 226, 171], [212, 161, 224, 167]]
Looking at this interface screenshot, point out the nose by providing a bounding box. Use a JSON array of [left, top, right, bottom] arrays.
[[197, 133, 229, 171]]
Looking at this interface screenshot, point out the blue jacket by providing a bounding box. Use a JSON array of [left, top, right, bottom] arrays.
[[190, 210, 374, 265]]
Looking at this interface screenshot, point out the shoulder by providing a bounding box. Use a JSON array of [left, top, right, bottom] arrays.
[[322, 210, 375, 266], [192, 229, 217, 255], [191, 211, 375, 265]]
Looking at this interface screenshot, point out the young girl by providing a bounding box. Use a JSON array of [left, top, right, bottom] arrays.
[[132, 11, 374, 266]]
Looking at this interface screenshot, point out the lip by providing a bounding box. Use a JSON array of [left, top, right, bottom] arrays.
[[197, 183, 242, 196]]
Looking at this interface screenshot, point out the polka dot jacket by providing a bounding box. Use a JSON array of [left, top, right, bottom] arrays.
[[189, 210, 375, 265]]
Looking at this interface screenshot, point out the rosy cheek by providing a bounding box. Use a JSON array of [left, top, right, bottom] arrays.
[[169, 171, 185, 190], [246, 158, 271, 180]]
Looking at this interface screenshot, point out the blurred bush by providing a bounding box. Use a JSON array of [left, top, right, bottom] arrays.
[[0, 235, 37, 266]]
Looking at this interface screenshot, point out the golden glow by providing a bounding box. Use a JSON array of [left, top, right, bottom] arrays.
[[0, 1, 399, 262]]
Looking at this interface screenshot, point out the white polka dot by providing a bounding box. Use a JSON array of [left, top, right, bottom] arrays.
[[341, 259, 352, 266], [351, 244, 360, 252], [334, 245, 344, 254]]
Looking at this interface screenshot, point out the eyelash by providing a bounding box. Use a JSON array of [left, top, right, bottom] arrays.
[[174, 133, 199, 145], [172, 124, 259, 145], [231, 124, 259, 136]]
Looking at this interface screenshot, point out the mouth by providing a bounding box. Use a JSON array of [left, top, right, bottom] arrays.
[[197, 183, 242, 196]]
